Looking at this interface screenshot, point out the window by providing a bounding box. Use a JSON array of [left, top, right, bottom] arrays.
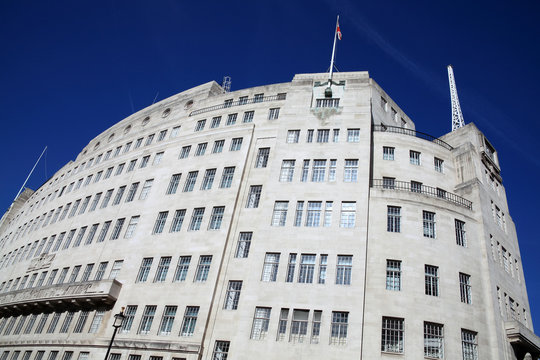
[[238, 96, 248, 105], [209, 206, 225, 230], [381, 317, 404, 353], [455, 220, 466, 247], [112, 186, 126, 205], [382, 177, 395, 189], [110, 218, 125, 240], [261, 253, 280, 282], [461, 329, 478, 360], [109, 260, 123, 280], [181, 306, 199, 336], [330, 312, 348, 345], [73, 311, 89, 333], [424, 322, 444, 359], [459, 273, 472, 304], [277, 308, 289, 341], [386, 260, 401, 291], [212, 140, 224, 154], [210, 116, 221, 128], [166, 174, 182, 195], [410, 150, 421, 165], [138, 156, 150, 169], [311, 160, 326, 182], [81, 264, 94, 281], [434, 157, 444, 172], [195, 142, 207, 156], [347, 128, 360, 142], [290, 309, 309, 343], [152, 152, 164, 166], [425, 265, 439, 296], [383, 146, 395, 160], [158, 305, 177, 335], [243, 110, 254, 123], [95, 221, 110, 243], [316, 98, 340, 107], [212, 341, 230, 360], [323, 201, 333, 227], [134, 138, 143, 149], [230, 137, 243, 151], [344, 159, 358, 182], [246, 185, 262, 208], [61, 353, 73, 360], [224, 281, 242, 310], [336, 255, 352, 285], [179, 145, 191, 159], [194, 255, 212, 282], [271, 201, 288, 226], [423, 211, 436, 238], [170, 126, 181, 138], [436, 188, 446, 199], [268, 108, 280, 120], [235, 232, 252, 258], [301, 160, 310, 182], [287, 130, 300, 143], [298, 254, 316, 283], [387, 206, 401, 232], [224, 99, 233, 108], [127, 159, 137, 172], [340, 202, 356, 228], [306, 129, 314, 143], [100, 190, 113, 209], [183, 171, 198, 192], [286, 253, 297, 283], [170, 209, 186, 232], [138, 305, 156, 334], [411, 180, 422, 193], [94, 262, 108, 281], [136, 258, 153, 283], [154, 257, 171, 282], [305, 201, 322, 227], [89, 310, 105, 333], [195, 119, 206, 132], [255, 148, 270, 168], [279, 160, 295, 182], [59, 312, 75, 333], [173, 256, 191, 282], [328, 159, 336, 181], [157, 130, 167, 141], [201, 169, 216, 190], [145, 134, 155, 146], [219, 167, 235, 188], [152, 211, 168, 234], [226, 113, 237, 125], [189, 208, 205, 231], [115, 163, 125, 176], [251, 307, 271, 340]]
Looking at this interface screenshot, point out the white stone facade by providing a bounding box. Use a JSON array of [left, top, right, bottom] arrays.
[[0, 71, 538, 360]]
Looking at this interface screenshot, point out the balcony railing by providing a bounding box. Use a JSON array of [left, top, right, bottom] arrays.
[[373, 125, 453, 151], [189, 94, 286, 116], [371, 179, 472, 210]]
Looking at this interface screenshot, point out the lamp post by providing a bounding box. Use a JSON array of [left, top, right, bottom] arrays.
[[104, 307, 125, 360]]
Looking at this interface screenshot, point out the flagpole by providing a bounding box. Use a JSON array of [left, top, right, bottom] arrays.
[[328, 15, 339, 86]]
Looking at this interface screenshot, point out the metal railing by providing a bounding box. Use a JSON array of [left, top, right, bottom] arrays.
[[189, 94, 287, 116], [372, 125, 453, 151], [371, 179, 472, 210]]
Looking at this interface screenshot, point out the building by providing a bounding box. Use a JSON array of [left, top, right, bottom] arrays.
[[0, 71, 538, 360]]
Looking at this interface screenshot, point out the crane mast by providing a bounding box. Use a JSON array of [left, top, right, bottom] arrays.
[[447, 65, 465, 131]]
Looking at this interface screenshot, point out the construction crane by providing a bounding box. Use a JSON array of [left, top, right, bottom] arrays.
[[222, 76, 231, 93], [447, 65, 465, 131]]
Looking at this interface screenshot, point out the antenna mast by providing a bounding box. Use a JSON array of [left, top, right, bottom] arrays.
[[447, 65, 465, 131], [222, 76, 231, 93]]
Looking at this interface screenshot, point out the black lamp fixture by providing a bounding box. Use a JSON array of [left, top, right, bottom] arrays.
[[104, 307, 125, 360]]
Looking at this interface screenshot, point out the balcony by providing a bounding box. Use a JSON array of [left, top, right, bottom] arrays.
[[0, 279, 121, 317], [189, 94, 286, 116], [373, 124, 453, 151], [506, 321, 540, 359], [371, 179, 472, 210]]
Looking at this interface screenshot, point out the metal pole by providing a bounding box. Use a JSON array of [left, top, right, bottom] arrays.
[[104, 326, 118, 360], [13, 146, 47, 203], [328, 15, 339, 86]]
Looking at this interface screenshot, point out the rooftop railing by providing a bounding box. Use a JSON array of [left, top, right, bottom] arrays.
[[189, 94, 287, 117], [371, 179, 472, 210], [373, 124, 453, 151]]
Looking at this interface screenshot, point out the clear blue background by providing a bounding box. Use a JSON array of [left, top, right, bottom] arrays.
[[1, 0, 539, 331]]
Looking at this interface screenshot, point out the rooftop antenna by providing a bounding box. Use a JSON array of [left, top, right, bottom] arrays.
[[447, 65, 465, 131], [222, 76, 231, 93], [326, 15, 342, 97], [13, 146, 47, 203]]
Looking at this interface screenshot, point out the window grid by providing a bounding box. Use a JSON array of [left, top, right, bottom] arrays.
[[383, 146, 395, 160], [336, 255, 352, 285], [173, 256, 191, 282], [424, 322, 444, 358], [330, 312, 348, 345], [386, 260, 401, 291], [460, 273, 472, 304], [423, 211, 436, 238], [194, 256, 212, 282], [251, 307, 271, 340], [271, 201, 288, 226], [455, 219, 466, 246], [235, 232, 252, 258], [410, 150, 421, 165], [387, 206, 401, 232], [188, 208, 205, 231], [461, 329, 478, 360], [381, 317, 404, 353], [180, 306, 199, 336], [224, 281, 242, 310], [425, 265, 439, 296], [261, 253, 280, 282]]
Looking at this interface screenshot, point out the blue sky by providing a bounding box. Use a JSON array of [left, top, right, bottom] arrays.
[[1, 0, 539, 329]]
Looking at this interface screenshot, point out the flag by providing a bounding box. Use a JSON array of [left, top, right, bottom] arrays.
[[336, 21, 342, 40]]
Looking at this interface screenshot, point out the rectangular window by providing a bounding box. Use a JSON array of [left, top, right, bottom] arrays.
[[330, 312, 348, 345], [224, 99, 233, 108], [316, 129, 330, 143], [157, 130, 167, 141], [212, 341, 230, 360], [268, 108, 280, 120], [246, 185, 262, 208], [255, 148, 270, 168], [210, 116, 221, 128], [170, 126, 181, 138], [293, 201, 304, 227], [88, 310, 105, 333], [179, 145, 191, 159], [300, 159, 310, 182], [305, 201, 322, 227], [226, 113, 237, 125], [201, 169, 216, 190], [316, 98, 340, 107], [271, 201, 288, 226], [138, 305, 156, 334], [261, 253, 280, 282], [387, 206, 401, 232], [100, 190, 113, 209], [279, 160, 295, 182], [461, 329, 478, 360], [195, 142, 207, 156], [383, 146, 395, 160], [424, 322, 444, 358], [243, 110, 254, 123], [298, 254, 316, 283], [328, 159, 336, 181], [115, 163, 125, 176], [188, 208, 205, 231], [195, 119, 206, 132], [410, 150, 421, 165], [165, 174, 182, 195], [108, 260, 123, 280], [434, 157, 444, 172], [138, 156, 149, 169], [230, 137, 243, 151], [383, 177, 395, 189], [317, 255, 328, 284], [219, 166, 235, 188], [455, 219, 466, 247], [425, 265, 439, 296], [134, 138, 143, 149], [183, 171, 198, 192], [340, 202, 356, 228], [110, 218, 125, 240], [169, 209, 186, 232], [238, 96, 248, 105], [386, 260, 401, 291], [423, 211, 436, 238], [145, 134, 155, 146], [277, 308, 289, 341], [235, 232, 252, 258], [173, 256, 191, 282], [336, 255, 352, 285], [287, 130, 300, 143], [153, 211, 168, 234], [152, 152, 164, 166], [73, 311, 89, 333], [212, 140, 224, 154], [158, 305, 177, 335], [194, 256, 212, 282], [81, 264, 94, 281], [324, 201, 333, 227], [254, 93, 264, 102], [209, 206, 225, 230], [251, 307, 271, 340], [59, 312, 75, 333], [311, 160, 326, 182], [286, 253, 297, 283], [112, 186, 126, 205], [344, 159, 358, 182], [154, 257, 171, 282], [127, 159, 137, 172], [347, 128, 360, 142], [306, 129, 314, 143], [460, 273, 472, 304], [136, 258, 153, 283], [381, 317, 404, 353], [224, 280, 242, 310], [68, 265, 81, 283], [290, 309, 309, 343], [94, 262, 108, 281], [180, 306, 199, 336], [411, 180, 422, 193]]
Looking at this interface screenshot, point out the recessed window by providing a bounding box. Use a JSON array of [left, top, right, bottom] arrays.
[[108, 134, 115, 143], [184, 100, 194, 110], [142, 116, 150, 126], [124, 125, 131, 134], [162, 108, 171, 118], [383, 147, 395, 160]]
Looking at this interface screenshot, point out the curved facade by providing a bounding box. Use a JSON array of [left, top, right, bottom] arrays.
[[0, 71, 538, 360]]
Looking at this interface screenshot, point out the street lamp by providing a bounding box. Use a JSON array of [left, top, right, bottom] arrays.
[[104, 307, 125, 360]]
